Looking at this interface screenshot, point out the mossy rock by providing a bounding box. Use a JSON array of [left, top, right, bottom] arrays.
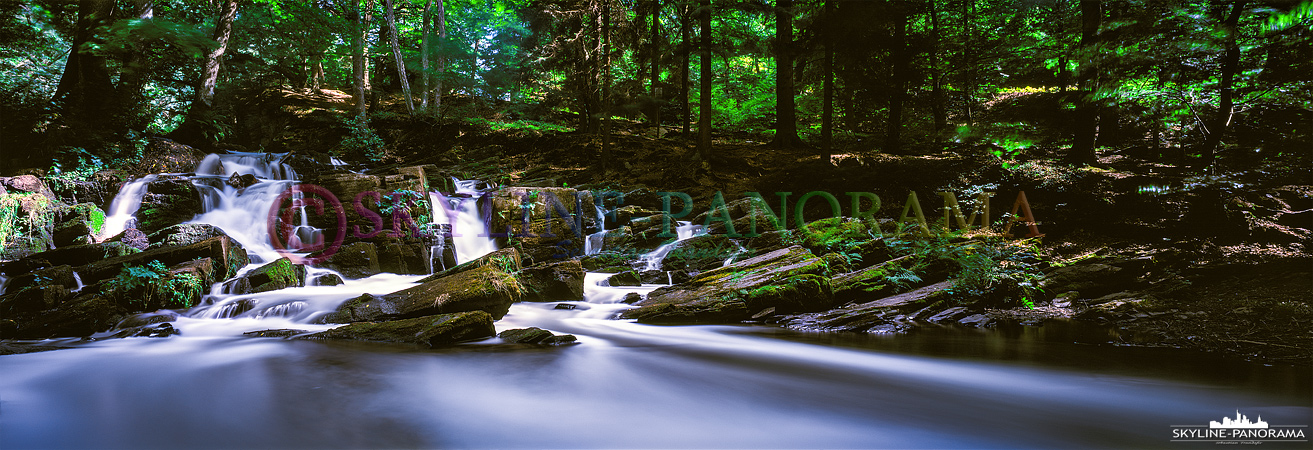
[[498, 327, 578, 345], [519, 259, 586, 302], [420, 247, 521, 282], [53, 203, 106, 246], [240, 257, 307, 293], [7, 293, 127, 339], [321, 242, 381, 279], [661, 234, 740, 272], [605, 270, 641, 287], [136, 178, 203, 235], [622, 246, 836, 324], [302, 311, 496, 348], [793, 217, 878, 257], [148, 223, 229, 249], [691, 196, 784, 237]]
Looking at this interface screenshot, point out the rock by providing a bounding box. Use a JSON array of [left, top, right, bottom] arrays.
[[830, 255, 917, 304], [305, 172, 382, 232], [112, 311, 180, 329], [927, 306, 970, 323], [121, 138, 207, 178], [420, 247, 521, 281], [605, 270, 641, 287], [0, 189, 57, 259], [781, 281, 954, 332], [147, 223, 229, 249], [107, 228, 150, 251], [622, 246, 834, 324], [498, 327, 578, 345], [234, 258, 307, 294], [373, 237, 432, 275], [227, 172, 258, 189], [312, 273, 344, 286], [661, 234, 742, 272], [321, 242, 381, 278], [5, 264, 79, 293], [317, 294, 398, 323], [519, 259, 586, 302], [6, 294, 127, 339], [2, 175, 57, 200], [77, 236, 248, 288], [508, 217, 588, 264], [958, 314, 995, 327], [96, 322, 179, 339], [621, 293, 643, 304], [384, 265, 521, 319], [488, 187, 598, 242], [0, 285, 73, 318], [689, 196, 784, 237], [53, 203, 107, 247], [136, 177, 204, 235], [301, 311, 496, 348], [1042, 263, 1134, 299], [554, 303, 587, 310], [243, 329, 310, 338], [322, 264, 523, 322]]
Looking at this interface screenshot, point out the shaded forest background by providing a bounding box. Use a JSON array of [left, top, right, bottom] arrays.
[[0, 0, 1310, 178]]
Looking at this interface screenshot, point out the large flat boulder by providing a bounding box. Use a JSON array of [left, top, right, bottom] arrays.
[[77, 236, 248, 286], [301, 311, 495, 347], [519, 259, 585, 302], [621, 246, 834, 324], [781, 280, 955, 333], [322, 262, 522, 323]]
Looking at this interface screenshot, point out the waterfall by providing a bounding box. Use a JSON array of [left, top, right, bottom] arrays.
[[188, 152, 301, 264], [641, 221, 702, 271], [99, 174, 158, 240], [431, 179, 498, 264], [583, 203, 607, 256]]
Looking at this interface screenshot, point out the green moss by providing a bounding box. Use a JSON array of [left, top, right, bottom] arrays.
[[0, 193, 56, 259]]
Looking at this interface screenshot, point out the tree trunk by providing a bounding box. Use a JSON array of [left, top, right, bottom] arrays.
[[383, 0, 414, 113], [697, 0, 713, 159], [821, 0, 834, 160], [196, 0, 237, 109], [1067, 0, 1101, 165], [602, 0, 613, 170], [681, 1, 691, 139], [54, 0, 116, 133], [771, 0, 802, 148], [884, 6, 906, 154], [421, 0, 432, 110], [435, 0, 446, 110], [114, 0, 156, 129], [651, 0, 662, 138], [1198, 0, 1247, 171], [352, 0, 369, 116], [961, 0, 974, 126], [929, 0, 945, 139]]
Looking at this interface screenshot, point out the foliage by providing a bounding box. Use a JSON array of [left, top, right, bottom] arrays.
[[101, 259, 203, 310], [338, 114, 386, 163], [0, 192, 55, 259]]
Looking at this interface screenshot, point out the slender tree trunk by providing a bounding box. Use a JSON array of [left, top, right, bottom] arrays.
[[196, 0, 237, 109], [697, 0, 712, 158], [384, 0, 414, 113], [352, 0, 368, 116], [651, 0, 662, 138], [772, 0, 802, 148], [681, 1, 691, 139], [821, 0, 834, 160], [961, 0, 974, 126], [1199, 0, 1247, 171], [435, 0, 446, 110], [602, 0, 613, 170], [114, 0, 155, 129], [421, 0, 432, 110], [929, 0, 945, 139], [884, 7, 906, 154], [1068, 0, 1101, 164]]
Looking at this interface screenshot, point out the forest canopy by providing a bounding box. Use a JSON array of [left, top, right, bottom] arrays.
[[1, 0, 1310, 176]]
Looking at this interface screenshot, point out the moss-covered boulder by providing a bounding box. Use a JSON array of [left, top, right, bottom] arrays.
[[519, 259, 585, 302], [498, 327, 578, 345], [4, 293, 127, 339], [147, 223, 229, 249], [321, 241, 380, 279], [0, 285, 73, 319], [690, 196, 784, 237], [301, 311, 495, 348], [621, 245, 835, 324], [77, 236, 248, 287], [605, 270, 641, 287], [420, 247, 521, 282], [136, 177, 204, 235], [121, 138, 207, 178], [781, 280, 955, 333], [488, 187, 598, 241], [372, 236, 432, 275], [386, 265, 522, 319], [226, 257, 307, 294], [317, 293, 397, 323], [0, 190, 57, 260], [53, 203, 107, 247], [661, 233, 740, 272], [830, 255, 923, 304]]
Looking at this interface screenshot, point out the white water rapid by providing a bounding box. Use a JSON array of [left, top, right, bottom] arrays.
[[98, 174, 158, 240], [430, 179, 498, 264], [641, 221, 703, 271]]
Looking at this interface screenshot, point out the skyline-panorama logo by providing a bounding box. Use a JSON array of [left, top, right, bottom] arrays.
[[1171, 410, 1308, 444]]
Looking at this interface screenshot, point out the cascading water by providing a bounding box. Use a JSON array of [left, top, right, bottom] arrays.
[[431, 179, 498, 264], [99, 174, 158, 240], [189, 152, 301, 263], [641, 221, 703, 271], [583, 203, 607, 256]]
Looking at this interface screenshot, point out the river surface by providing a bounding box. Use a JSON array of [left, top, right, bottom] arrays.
[[1, 300, 1308, 449]]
